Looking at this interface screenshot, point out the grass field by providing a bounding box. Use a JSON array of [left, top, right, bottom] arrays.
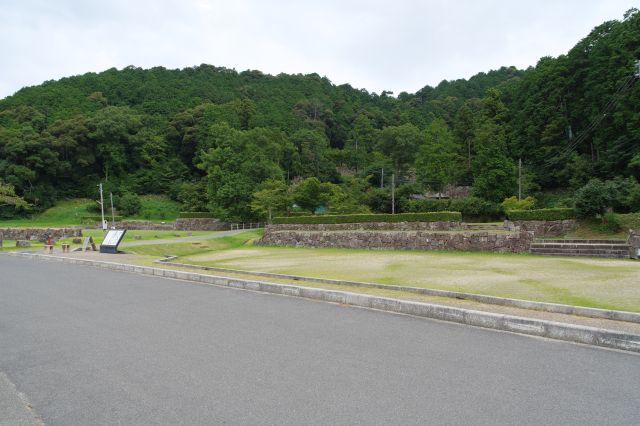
[[124, 230, 640, 312]]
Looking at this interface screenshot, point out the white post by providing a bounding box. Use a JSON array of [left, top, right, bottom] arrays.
[[98, 183, 106, 231], [110, 192, 115, 228]]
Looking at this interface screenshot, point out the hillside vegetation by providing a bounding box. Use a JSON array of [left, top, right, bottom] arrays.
[[1, 9, 639, 222]]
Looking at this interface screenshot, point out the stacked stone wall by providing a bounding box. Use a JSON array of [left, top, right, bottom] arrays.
[[257, 228, 534, 253], [88, 218, 227, 231], [504, 220, 577, 237], [174, 218, 227, 231], [0, 228, 82, 242]]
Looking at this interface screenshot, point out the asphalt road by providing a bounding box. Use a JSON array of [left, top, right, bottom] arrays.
[[1, 255, 639, 425]]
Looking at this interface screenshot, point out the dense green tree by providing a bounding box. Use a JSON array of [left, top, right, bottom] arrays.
[[377, 123, 423, 177], [415, 118, 459, 192], [0, 180, 29, 209], [251, 179, 291, 221], [291, 177, 337, 213]]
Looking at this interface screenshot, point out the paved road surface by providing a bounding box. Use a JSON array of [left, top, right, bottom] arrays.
[[1, 255, 639, 425]]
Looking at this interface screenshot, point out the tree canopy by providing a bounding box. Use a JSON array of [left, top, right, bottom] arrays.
[[1, 9, 639, 220]]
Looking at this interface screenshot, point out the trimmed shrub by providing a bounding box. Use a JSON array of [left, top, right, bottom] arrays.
[[501, 196, 535, 211], [400, 198, 450, 213], [272, 212, 462, 224], [178, 212, 217, 218], [507, 208, 574, 221], [449, 196, 501, 220]]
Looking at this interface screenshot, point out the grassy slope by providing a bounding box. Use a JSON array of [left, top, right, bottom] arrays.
[[0, 195, 182, 227]]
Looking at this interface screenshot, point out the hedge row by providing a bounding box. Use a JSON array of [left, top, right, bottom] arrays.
[[272, 212, 462, 224], [506, 208, 574, 221], [178, 212, 217, 218], [81, 215, 124, 222]]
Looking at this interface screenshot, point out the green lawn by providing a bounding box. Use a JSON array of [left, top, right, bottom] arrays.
[[125, 230, 263, 257], [126, 230, 640, 313]]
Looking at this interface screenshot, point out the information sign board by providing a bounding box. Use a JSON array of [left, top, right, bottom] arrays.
[[100, 229, 126, 253]]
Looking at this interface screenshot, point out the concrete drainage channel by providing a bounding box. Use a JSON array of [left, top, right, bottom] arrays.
[[8, 251, 640, 354]]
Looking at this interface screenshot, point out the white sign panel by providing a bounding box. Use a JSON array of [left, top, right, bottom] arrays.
[[102, 230, 125, 247]]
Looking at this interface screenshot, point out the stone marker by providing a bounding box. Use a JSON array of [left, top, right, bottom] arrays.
[[133, 235, 142, 240], [72, 237, 82, 244], [16, 240, 31, 247]]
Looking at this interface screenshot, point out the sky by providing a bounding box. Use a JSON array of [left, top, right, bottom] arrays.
[[0, 0, 637, 99]]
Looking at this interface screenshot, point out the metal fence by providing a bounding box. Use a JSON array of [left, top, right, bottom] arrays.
[[228, 222, 266, 230]]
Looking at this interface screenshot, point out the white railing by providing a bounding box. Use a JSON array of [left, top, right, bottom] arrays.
[[228, 222, 266, 230]]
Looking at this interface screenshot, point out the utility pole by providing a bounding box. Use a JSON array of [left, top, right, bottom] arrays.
[[97, 183, 106, 231], [381, 168, 384, 189], [110, 192, 115, 228], [635, 60, 640, 78], [391, 173, 395, 214], [518, 158, 522, 201]]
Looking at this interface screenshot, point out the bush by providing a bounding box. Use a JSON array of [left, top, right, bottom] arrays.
[[449, 196, 501, 220], [118, 192, 142, 216], [501, 196, 535, 211], [272, 212, 462, 224], [506, 208, 574, 221], [618, 213, 640, 230], [178, 212, 216, 218], [574, 179, 611, 218], [400, 198, 450, 213], [598, 212, 621, 233]]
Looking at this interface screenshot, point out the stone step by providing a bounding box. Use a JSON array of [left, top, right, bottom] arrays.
[[535, 239, 627, 245], [530, 243, 631, 250], [530, 247, 630, 258]]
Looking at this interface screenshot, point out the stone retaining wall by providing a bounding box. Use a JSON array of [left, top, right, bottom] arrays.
[[504, 219, 577, 237], [116, 221, 175, 230], [89, 218, 227, 231], [257, 229, 534, 253], [174, 218, 227, 231], [0, 228, 82, 242]]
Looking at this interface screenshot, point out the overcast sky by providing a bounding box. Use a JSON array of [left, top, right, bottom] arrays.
[[0, 0, 637, 99]]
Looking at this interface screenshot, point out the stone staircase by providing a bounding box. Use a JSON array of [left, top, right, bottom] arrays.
[[530, 239, 630, 258]]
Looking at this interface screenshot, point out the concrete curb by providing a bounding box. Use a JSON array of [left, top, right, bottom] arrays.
[[8, 251, 640, 353], [155, 258, 640, 324]]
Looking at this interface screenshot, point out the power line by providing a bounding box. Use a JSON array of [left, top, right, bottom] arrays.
[[541, 71, 638, 167]]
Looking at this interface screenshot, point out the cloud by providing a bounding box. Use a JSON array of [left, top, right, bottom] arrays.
[[0, 0, 637, 98]]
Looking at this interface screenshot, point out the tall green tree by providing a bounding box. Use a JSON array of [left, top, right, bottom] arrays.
[[415, 118, 459, 192]]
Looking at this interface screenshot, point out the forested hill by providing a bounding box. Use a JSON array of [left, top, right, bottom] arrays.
[[1, 8, 639, 221]]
